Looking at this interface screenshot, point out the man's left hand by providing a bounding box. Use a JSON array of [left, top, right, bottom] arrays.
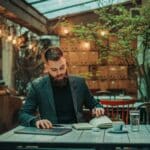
[[92, 108, 104, 117]]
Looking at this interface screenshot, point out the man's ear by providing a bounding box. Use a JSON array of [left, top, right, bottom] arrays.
[[43, 63, 49, 74], [41, 52, 46, 63], [62, 57, 67, 63]]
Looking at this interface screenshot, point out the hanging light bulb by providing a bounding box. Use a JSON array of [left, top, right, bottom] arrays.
[[0, 29, 2, 36], [28, 42, 33, 49], [0, 24, 5, 37], [80, 41, 91, 50], [6, 25, 16, 42], [83, 42, 90, 49], [28, 31, 34, 50], [7, 34, 13, 42], [12, 37, 17, 45], [97, 30, 109, 37], [59, 23, 73, 36], [63, 28, 69, 34], [100, 30, 109, 36]]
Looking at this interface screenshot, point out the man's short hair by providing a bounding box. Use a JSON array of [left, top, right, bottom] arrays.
[[44, 47, 63, 61]]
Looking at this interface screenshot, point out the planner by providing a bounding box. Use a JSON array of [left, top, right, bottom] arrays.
[[14, 127, 72, 136]]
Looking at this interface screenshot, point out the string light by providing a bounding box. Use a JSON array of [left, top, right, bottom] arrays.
[[28, 43, 33, 49], [12, 37, 17, 45], [0, 29, 2, 37], [57, 21, 73, 36], [7, 34, 13, 42], [63, 28, 69, 34], [80, 41, 91, 50], [0, 17, 41, 52], [100, 30, 109, 36]]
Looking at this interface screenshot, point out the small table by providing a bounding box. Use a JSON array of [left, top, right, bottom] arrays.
[[0, 125, 150, 150]]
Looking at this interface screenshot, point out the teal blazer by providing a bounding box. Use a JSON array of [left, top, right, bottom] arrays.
[[19, 75, 102, 126]]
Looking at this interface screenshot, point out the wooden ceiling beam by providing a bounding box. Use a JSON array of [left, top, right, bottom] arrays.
[[0, 0, 48, 35], [12, 0, 47, 24]]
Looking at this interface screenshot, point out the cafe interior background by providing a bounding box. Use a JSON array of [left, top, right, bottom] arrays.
[[0, 0, 149, 133]]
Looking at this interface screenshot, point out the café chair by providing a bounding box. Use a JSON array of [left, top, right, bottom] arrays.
[[136, 102, 150, 124], [94, 90, 112, 101], [100, 99, 136, 124]]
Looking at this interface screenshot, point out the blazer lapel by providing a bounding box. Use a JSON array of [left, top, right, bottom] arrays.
[[44, 76, 57, 115], [69, 76, 78, 114]]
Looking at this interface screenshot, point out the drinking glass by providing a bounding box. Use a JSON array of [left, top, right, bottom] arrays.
[[130, 110, 140, 132]]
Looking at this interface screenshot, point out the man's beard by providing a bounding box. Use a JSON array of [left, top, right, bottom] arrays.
[[50, 73, 68, 87]]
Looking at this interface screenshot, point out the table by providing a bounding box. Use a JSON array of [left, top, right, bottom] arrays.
[[94, 95, 133, 100], [0, 125, 150, 150]]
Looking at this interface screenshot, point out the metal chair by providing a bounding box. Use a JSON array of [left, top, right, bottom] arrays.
[[100, 99, 136, 124], [136, 102, 150, 124], [94, 90, 112, 101]]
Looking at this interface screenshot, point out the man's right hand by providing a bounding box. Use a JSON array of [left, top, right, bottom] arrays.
[[35, 119, 52, 129]]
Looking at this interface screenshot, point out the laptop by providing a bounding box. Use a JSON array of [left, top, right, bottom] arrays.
[[14, 127, 72, 136]]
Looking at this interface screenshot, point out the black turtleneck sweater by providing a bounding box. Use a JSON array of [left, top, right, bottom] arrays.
[[51, 79, 77, 124]]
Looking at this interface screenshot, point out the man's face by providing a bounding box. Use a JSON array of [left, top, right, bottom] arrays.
[[45, 56, 67, 81]]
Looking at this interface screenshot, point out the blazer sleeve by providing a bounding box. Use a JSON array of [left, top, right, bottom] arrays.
[[82, 78, 103, 109], [19, 83, 39, 126]]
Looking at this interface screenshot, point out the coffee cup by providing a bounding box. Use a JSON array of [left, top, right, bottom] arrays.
[[112, 121, 124, 131]]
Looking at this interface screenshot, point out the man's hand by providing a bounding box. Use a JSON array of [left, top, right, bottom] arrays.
[[35, 119, 52, 129], [92, 107, 105, 117]]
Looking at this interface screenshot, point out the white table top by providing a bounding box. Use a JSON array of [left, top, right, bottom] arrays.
[[0, 125, 150, 149], [94, 95, 133, 100]]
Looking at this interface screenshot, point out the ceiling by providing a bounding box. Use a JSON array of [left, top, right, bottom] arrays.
[[0, 0, 130, 34], [24, 0, 128, 20]]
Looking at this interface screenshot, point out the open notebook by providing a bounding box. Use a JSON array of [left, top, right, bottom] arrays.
[[72, 115, 112, 130], [14, 127, 72, 136]]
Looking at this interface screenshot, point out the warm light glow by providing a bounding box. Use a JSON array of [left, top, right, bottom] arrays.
[[63, 28, 69, 34], [111, 81, 115, 84], [12, 38, 17, 45], [28, 43, 33, 49], [100, 30, 108, 36], [7, 35, 13, 42], [84, 42, 90, 49], [59, 24, 73, 36], [120, 66, 125, 69], [97, 30, 109, 37], [0, 29, 2, 36], [80, 41, 91, 50], [110, 67, 116, 71]]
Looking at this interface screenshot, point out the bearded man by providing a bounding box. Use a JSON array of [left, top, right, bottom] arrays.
[[19, 47, 104, 129]]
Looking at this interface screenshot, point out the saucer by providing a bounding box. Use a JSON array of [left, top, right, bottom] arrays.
[[92, 127, 100, 132], [108, 128, 128, 134]]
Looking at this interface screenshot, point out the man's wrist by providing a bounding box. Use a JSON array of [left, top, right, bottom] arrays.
[[30, 118, 39, 127], [95, 103, 103, 108]]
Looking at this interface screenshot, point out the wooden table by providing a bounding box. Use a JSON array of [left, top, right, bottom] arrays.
[[0, 125, 150, 150]]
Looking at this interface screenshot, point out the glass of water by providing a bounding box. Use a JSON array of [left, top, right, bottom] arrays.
[[130, 110, 140, 132]]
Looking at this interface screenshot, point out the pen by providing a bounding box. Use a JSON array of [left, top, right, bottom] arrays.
[[53, 124, 64, 127]]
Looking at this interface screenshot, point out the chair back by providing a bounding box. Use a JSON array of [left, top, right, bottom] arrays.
[[94, 90, 112, 101], [100, 99, 136, 124], [136, 102, 150, 124]]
